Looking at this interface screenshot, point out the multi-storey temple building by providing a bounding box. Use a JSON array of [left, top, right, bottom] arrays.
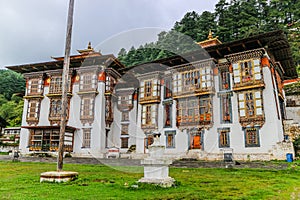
[[7, 30, 298, 160]]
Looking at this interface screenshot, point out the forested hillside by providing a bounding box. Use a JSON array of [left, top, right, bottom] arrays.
[[118, 0, 300, 72], [0, 70, 25, 128]]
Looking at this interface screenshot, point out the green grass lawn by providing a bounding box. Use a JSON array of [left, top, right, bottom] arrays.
[[0, 161, 300, 200]]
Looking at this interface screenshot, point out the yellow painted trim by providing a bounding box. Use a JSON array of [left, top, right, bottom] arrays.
[[23, 95, 44, 99], [46, 93, 73, 97], [173, 91, 214, 99], [77, 91, 99, 95], [233, 83, 265, 91], [139, 100, 160, 105]]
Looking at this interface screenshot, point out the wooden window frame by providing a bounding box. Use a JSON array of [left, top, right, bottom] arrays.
[[144, 80, 152, 97], [220, 94, 232, 123], [164, 78, 172, 99], [105, 75, 115, 93], [27, 78, 43, 95], [233, 59, 261, 85], [189, 129, 203, 150], [82, 129, 91, 148], [164, 103, 172, 127], [220, 70, 230, 90], [218, 128, 230, 148], [244, 127, 260, 147], [49, 99, 62, 118], [49, 76, 63, 94], [27, 99, 40, 121], [29, 129, 72, 152], [145, 105, 152, 125], [80, 73, 97, 91], [238, 90, 263, 118], [121, 137, 129, 148], [80, 97, 94, 119], [177, 96, 212, 125], [144, 134, 154, 149], [165, 131, 176, 148]]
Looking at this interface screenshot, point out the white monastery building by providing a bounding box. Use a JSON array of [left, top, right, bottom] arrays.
[[7, 31, 298, 160]]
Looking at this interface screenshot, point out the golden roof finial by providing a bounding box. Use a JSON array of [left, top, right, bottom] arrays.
[[208, 30, 213, 40], [87, 41, 92, 50], [77, 41, 95, 54]]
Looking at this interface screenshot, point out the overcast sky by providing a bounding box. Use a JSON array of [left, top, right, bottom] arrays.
[[0, 0, 218, 69]]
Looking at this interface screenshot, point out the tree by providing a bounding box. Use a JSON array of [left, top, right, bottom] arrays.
[[0, 70, 25, 100], [196, 11, 217, 42]]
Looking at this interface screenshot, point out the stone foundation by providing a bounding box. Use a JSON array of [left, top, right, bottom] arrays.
[[40, 171, 78, 183]]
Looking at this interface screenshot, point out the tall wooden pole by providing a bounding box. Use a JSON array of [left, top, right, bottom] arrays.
[[57, 0, 75, 172]]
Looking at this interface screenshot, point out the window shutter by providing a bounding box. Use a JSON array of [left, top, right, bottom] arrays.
[[90, 99, 93, 116], [233, 63, 240, 83], [173, 74, 178, 94], [255, 91, 263, 115], [177, 74, 182, 93], [140, 88, 144, 98], [142, 106, 146, 124], [35, 101, 39, 118], [151, 105, 156, 124], [28, 80, 32, 94], [92, 74, 97, 89], [38, 79, 42, 93], [253, 59, 261, 80], [153, 83, 157, 96], [239, 93, 245, 117], [80, 75, 83, 90]]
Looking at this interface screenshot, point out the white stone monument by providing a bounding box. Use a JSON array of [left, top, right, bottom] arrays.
[[139, 132, 175, 187]]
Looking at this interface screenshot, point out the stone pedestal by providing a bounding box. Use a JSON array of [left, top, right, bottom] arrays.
[[40, 171, 78, 183], [139, 133, 175, 187]]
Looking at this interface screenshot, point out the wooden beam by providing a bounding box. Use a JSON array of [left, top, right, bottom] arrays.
[[57, 0, 75, 172]]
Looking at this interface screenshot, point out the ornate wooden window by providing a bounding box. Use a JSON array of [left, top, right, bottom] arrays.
[[173, 67, 212, 96], [146, 105, 152, 124], [220, 71, 230, 90], [121, 137, 129, 148], [177, 96, 212, 126], [219, 93, 232, 123], [105, 96, 113, 125], [122, 112, 129, 121], [218, 128, 230, 148], [27, 78, 43, 95], [238, 90, 263, 118], [105, 75, 115, 93], [145, 80, 152, 97], [233, 59, 261, 84], [29, 129, 72, 152], [142, 104, 156, 126], [80, 97, 94, 120], [164, 79, 172, 99], [49, 99, 62, 119], [140, 79, 160, 101], [79, 73, 97, 91], [27, 99, 41, 122], [189, 129, 203, 150], [165, 131, 176, 148], [164, 104, 172, 127], [49, 76, 63, 94], [244, 127, 260, 147], [118, 95, 132, 108], [144, 134, 154, 149], [82, 128, 91, 148]]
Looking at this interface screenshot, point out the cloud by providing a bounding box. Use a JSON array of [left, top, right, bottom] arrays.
[[0, 0, 217, 69]]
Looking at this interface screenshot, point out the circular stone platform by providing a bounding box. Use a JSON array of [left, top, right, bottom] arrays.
[[40, 171, 78, 183]]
